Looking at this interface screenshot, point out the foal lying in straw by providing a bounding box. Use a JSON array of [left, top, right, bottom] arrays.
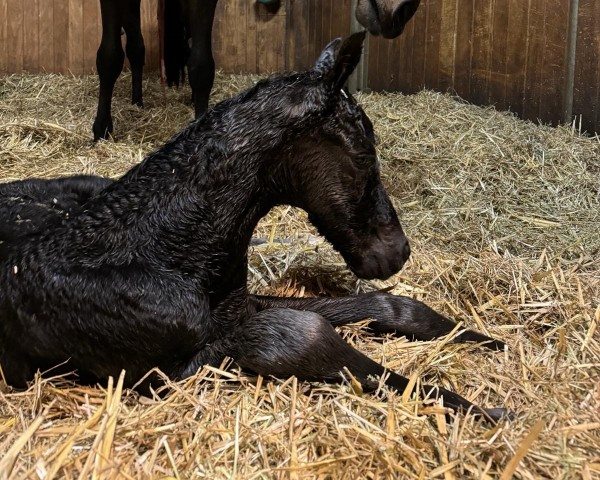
[[0, 33, 508, 423]]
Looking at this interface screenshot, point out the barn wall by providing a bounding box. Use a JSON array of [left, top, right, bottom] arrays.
[[212, 0, 351, 73], [367, 0, 578, 128], [213, 1, 284, 73], [0, 0, 161, 74], [573, 0, 600, 135], [0, 0, 349, 75], [0, 0, 597, 134]]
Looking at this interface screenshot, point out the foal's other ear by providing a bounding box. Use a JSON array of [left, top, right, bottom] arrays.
[[316, 31, 367, 92]]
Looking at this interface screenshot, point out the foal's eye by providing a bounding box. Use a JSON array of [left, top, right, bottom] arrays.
[[353, 154, 377, 169]]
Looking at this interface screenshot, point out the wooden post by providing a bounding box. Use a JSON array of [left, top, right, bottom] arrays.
[[563, 0, 579, 125], [348, 0, 369, 93]]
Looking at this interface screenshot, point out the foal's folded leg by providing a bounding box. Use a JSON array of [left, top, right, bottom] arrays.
[[252, 292, 505, 350], [232, 308, 507, 423]]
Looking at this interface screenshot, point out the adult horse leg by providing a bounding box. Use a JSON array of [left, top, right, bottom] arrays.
[[94, 0, 126, 141], [123, 0, 145, 108], [187, 0, 218, 117], [231, 308, 507, 423], [252, 293, 505, 350]]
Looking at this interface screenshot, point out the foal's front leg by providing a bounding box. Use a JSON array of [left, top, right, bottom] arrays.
[[231, 308, 507, 423], [252, 292, 504, 350]]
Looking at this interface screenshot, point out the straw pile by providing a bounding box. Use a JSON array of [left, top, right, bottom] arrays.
[[1, 71, 598, 479]]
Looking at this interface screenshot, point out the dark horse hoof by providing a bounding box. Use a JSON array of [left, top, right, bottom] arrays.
[[92, 117, 113, 142], [484, 407, 515, 423]]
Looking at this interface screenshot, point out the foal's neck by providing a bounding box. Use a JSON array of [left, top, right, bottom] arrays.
[[94, 119, 280, 273]]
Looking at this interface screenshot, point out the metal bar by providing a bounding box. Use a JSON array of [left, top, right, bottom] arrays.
[[348, 0, 369, 92], [563, 0, 579, 124]]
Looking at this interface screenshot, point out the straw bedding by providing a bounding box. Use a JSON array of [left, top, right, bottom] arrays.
[[0, 71, 598, 479]]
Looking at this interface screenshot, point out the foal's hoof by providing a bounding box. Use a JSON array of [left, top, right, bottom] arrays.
[[453, 330, 506, 351], [483, 407, 514, 423]]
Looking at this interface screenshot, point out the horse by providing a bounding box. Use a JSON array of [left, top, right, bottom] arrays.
[[93, 0, 420, 140], [1, 33, 507, 423]]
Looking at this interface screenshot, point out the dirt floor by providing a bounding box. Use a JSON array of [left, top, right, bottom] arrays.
[[0, 71, 599, 479]]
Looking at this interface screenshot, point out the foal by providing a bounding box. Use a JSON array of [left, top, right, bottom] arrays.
[[0, 33, 507, 422]]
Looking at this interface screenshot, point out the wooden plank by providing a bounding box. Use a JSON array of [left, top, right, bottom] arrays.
[[256, 2, 286, 73], [438, 0, 458, 91], [367, 36, 381, 90], [140, 0, 158, 71], [369, 40, 384, 93], [290, 0, 311, 70], [0, 0, 8, 72], [409, 0, 428, 91], [522, 0, 544, 123], [537, 0, 569, 124], [23, 0, 40, 72], [488, 0, 509, 111], [573, 0, 600, 134], [233, 0, 247, 72], [39, 0, 55, 72], [82, 0, 99, 73], [212, 0, 226, 70], [245, 0, 258, 73], [283, 0, 294, 70], [216, 0, 242, 72], [503, 0, 530, 116], [382, 34, 395, 90], [423, 0, 442, 89], [68, 0, 84, 74], [307, 0, 317, 66], [256, 5, 269, 72], [400, 14, 417, 93], [54, 0, 69, 73], [470, 0, 493, 105], [452, 0, 474, 98], [321, 0, 333, 47], [6, 0, 24, 72]]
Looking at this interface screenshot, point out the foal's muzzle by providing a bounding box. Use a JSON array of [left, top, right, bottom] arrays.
[[349, 225, 411, 280]]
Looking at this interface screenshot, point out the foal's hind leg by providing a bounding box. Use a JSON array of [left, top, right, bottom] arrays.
[[231, 308, 507, 423], [252, 292, 505, 350]]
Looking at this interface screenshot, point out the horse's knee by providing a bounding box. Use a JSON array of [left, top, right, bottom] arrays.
[[96, 41, 125, 83], [235, 309, 348, 381]]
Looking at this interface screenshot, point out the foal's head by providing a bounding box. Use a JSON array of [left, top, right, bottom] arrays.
[[356, 0, 420, 38], [252, 33, 410, 280]]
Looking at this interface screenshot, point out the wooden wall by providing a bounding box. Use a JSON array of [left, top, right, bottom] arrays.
[[0, 0, 161, 74], [573, 0, 600, 135], [0, 0, 346, 75], [0, 0, 598, 134], [212, 0, 350, 73], [367, 0, 600, 135]]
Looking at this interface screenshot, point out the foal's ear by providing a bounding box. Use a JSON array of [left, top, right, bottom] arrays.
[[319, 31, 367, 92], [314, 37, 342, 74]]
